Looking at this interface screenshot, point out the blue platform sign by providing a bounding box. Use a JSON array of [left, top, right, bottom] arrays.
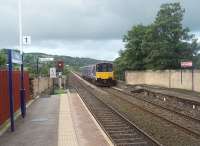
[[12, 51, 22, 64]]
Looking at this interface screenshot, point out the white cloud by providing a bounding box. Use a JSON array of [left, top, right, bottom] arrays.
[[23, 39, 124, 60]]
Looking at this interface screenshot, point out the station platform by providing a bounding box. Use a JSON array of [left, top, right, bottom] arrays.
[[0, 90, 111, 146]]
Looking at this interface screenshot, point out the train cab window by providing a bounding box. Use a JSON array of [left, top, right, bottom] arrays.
[[96, 64, 102, 72], [107, 64, 113, 72], [96, 63, 113, 72]]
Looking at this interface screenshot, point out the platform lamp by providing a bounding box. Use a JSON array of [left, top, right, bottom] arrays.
[[18, 0, 26, 118]]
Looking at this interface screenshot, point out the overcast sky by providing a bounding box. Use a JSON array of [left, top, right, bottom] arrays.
[[0, 0, 200, 60]]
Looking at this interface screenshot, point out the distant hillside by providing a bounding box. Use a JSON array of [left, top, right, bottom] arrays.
[[24, 52, 110, 67]]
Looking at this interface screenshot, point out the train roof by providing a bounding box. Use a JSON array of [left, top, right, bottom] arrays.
[[80, 62, 113, 69]]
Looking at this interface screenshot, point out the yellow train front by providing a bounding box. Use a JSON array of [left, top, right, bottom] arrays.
[[81, 63, 116, 86]]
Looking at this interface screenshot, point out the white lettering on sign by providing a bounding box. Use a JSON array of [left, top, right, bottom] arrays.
[[50, 68, 56, 78], [12, 51, 22, 64], [23, 36, 31, 45], [181, 61, 193, 68], [39, 58, 54, 62]]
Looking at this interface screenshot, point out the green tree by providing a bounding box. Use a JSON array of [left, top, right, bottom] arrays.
[[194, 52, 200, 69], [0, 49, 6, 68], [122, 25, 148, 70], [114, 2, 200, 77], [144, 3, 198, 69]]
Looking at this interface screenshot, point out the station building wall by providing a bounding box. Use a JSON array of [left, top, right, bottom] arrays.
[[125, 69, 200, 92]]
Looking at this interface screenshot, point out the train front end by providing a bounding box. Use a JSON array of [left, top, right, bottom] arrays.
[[95, 63, 116, 86]]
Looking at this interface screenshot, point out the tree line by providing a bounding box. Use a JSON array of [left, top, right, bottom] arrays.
[[0, 51, 105, 77], [114, 3, 200, 79]]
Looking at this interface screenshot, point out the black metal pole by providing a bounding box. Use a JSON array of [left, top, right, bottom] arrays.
[[181, 68, 182, 84], [37, 58, 39, 77], [192, 67, 194, 91], [8, 49, 15, 132], [53, 78, 55, 94], [20, 53, 26, 118]]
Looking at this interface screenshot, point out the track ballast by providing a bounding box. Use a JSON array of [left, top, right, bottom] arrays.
[[70, 74, 161, 146]]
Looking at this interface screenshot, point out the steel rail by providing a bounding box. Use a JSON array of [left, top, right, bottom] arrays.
[[72, 75, 162, 146]]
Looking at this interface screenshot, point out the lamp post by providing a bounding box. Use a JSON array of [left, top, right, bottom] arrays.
[[18, 0, 26, 118]]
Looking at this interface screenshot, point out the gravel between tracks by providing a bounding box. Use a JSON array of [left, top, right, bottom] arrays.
[[105, 88, 200, 137], [117, 83, 200, 120]]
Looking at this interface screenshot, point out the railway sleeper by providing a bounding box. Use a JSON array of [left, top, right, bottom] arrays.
[[105, 127, 130, 131], [104, 125, 130, 128], [116, 141, 148, 146], [108, 130, 139, 134], [89, 109, 112, 111], [113, 138, 145, 143], [98, 118, 122, 121], [101, 121, 125, 124], [96, 114, 120, 117], [103, 124, 128, 127], [111, 134, 140, 139]]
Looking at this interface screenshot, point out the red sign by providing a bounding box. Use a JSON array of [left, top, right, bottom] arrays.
[[181, 61, 193, 68]]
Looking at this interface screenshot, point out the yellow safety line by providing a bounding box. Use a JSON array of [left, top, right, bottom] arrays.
[[58, 94, 78, 146]]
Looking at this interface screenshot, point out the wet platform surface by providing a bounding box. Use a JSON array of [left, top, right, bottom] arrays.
[[0, 90, 111, 146]]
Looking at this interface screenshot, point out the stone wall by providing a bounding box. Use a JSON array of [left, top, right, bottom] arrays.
[[31, 77, 53, 98], [125, 69, 200, 92]]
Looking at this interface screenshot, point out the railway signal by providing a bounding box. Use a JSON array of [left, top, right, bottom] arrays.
[[56, 61, 64, 72]]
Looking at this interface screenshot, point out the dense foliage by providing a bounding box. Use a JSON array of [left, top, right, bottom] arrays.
[[0, 49, 6, 68], [114, 3, 200, 79], [24, 53, 106, 77]]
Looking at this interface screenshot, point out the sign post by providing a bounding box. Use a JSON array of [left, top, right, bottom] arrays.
[[18, 0, 27, 118], [19, 35, 31, 118], [180, 61, 194, 90], [50, 68, 56, 94], [7, 49, 15, 132], [50, 68, 56, 78]]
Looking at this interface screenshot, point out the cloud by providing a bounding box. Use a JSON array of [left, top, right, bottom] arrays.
[[23, 39, 123, 61], [0, 0, 200, 60]]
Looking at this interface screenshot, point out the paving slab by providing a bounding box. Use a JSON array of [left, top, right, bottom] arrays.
[[0, 95, 59, 146], [0, 90, 112, 146]]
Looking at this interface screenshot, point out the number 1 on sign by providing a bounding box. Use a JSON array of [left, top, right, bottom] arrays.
[[23, 36, 31, 45]]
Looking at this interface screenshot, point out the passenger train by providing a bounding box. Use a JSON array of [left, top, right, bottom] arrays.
[[80, 62, 116, 86]]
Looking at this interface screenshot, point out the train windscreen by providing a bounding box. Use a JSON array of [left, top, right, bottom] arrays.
[[96, 63, 113, 72]]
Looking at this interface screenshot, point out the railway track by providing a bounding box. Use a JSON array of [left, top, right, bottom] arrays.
[[71, 75, 161, 146], [112, 87, 200, 123], [103, 87, 200, 138]]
